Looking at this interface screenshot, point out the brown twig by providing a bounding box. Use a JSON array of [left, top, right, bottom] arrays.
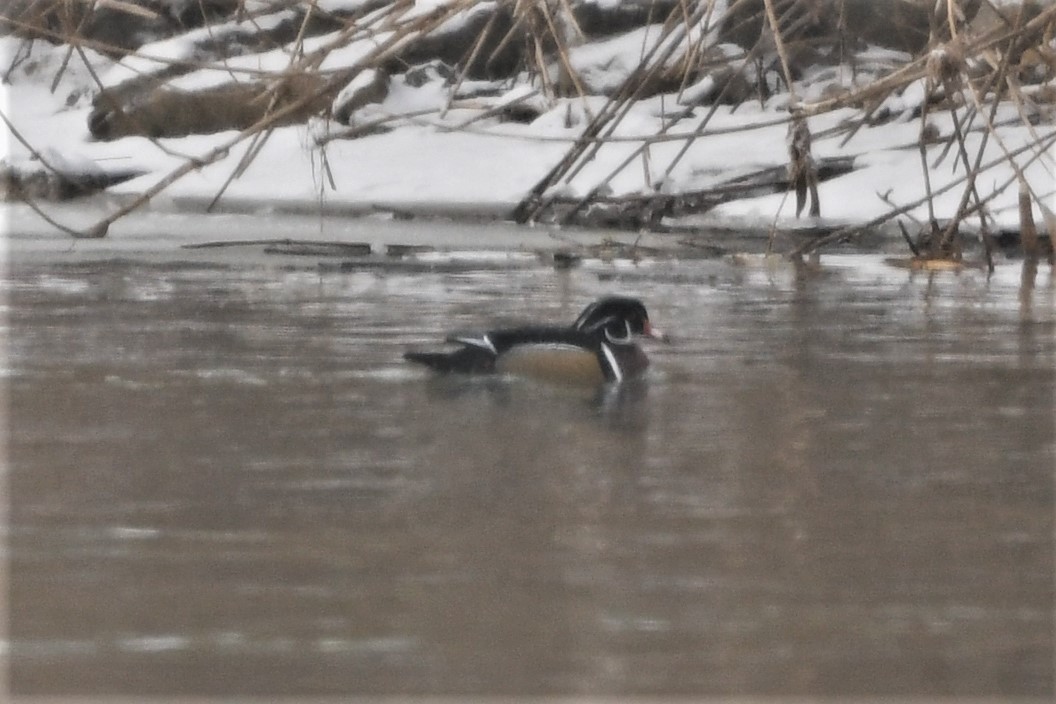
[[74, 1, 464, 238], [790, 128, 1056, 258]]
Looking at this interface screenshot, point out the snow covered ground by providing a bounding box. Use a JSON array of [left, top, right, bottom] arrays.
[[2, 12, 1054, 244]]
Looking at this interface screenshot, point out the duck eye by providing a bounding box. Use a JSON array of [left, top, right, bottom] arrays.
[[604, 319, 631, 343]]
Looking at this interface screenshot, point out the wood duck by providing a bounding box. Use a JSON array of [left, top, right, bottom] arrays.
[[404, 296, 666, 384]]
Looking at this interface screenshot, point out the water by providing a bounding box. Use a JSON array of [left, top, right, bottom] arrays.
[[5, 251, 1054, 697]]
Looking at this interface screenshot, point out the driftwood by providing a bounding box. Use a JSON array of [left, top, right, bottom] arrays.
[[534, 156, 854, 229], [90, 73, 332, 140], [84, 2, 524, 141], [73, 0, 1012, 144], [0, 163, 141, 201], [65, 0, 1055, 146], [182, 238, 371, 255]]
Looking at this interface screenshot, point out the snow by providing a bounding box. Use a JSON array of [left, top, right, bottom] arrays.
[[2, 21, 1054, 239], [332, 68, 385, 116], [877, 78, 930, 121], [377, 78, 449, 115], [109, 124, 566, 208]]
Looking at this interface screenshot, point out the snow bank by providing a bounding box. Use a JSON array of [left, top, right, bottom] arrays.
[[2, 1, 1054, 245]]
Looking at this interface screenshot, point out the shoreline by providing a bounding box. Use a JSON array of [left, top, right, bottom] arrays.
[[1, 194, 1013, 272]]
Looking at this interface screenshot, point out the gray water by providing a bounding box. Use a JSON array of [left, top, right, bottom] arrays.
[[5, 251, 1054, 697]]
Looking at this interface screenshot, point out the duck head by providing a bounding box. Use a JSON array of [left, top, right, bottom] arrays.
[[572, 296, 667, 344]]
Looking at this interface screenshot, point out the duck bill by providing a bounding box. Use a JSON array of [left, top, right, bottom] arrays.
[[643, 321, 670, 343]]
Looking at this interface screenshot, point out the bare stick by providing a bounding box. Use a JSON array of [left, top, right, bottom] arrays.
[[761, 0, 797, 105], [74, 2, 464, 238], [512, 2, 700, 222], [790, 129, 1056, 258]]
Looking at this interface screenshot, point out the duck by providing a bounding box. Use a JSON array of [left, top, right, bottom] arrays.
[[403, 296, 666, 385]]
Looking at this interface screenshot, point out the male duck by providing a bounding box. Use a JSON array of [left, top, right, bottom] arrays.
[[404, 296, 665, 385]]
